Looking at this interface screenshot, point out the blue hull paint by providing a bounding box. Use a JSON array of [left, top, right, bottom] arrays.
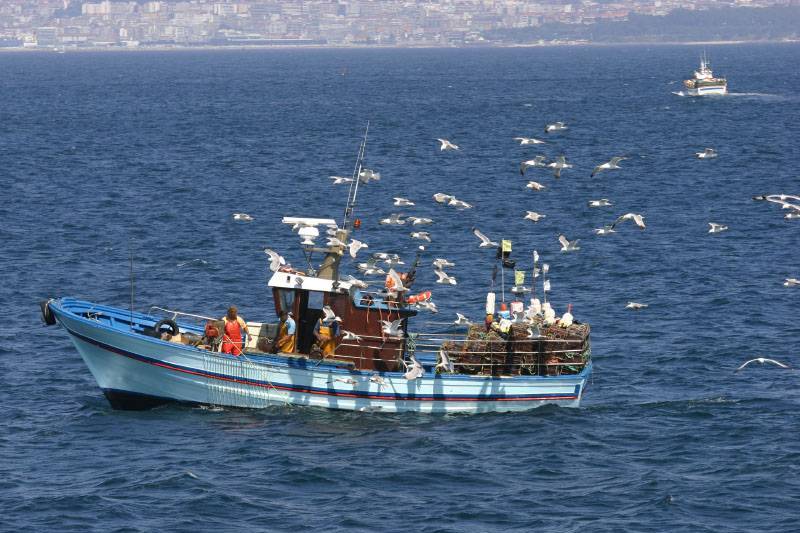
[[50, 298, 592, 413]]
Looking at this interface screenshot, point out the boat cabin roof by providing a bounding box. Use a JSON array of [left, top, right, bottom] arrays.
[[268, 270, 352, 293]]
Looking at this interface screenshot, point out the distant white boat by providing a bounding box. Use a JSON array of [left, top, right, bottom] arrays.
[[682, 53, 727, 96]]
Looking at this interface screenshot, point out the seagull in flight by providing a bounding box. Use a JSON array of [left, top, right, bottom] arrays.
[[696, 148, 718, 159], [342, 274, 369, 289], [708, 223, 728, 234], [322, 305, 342, 323], [593, 226, 616, 236], [329, 176, 353, 185], [548, 155, 572, 178], [520, 156, 547, 175], [588, 199, 613, 207], [472, 227, 499, 248], [524, 211, 546, 222], [453, 313, 471, 326], [735, 357, 791, 372], [358, 168, 381, 183], [407, 216, 433, 226], [591, 157, 627, 177], [783, 278, 799, 287], [609, 213, 646, 230], [381, 318, 405, 337], [526, 181, 546, 191], [403, 356, 425, 380], [436, 349, 455, 373], [432, 258, 454, 269], [545, 121, 568, 133], [558, 234, 580, 252], [264, 249, 286, 272], [393, 197, 415, 207], [434, 269, 457, 285], [625, 302, 648, 310], [342, 330, 362, 342], [380, 213, 405, 225], [410, 231, 431, 242], [514, 137, 547, 145], [447, 198, 473, 210], [233, 213, 253, 222], [433, 192, 455, 204], [348, 238, 368, 258], [437, 138, 459, 151], [386, 268, 408, 295]]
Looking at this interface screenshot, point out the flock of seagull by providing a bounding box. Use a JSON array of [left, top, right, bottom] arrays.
[[252, 121, 796, 374]]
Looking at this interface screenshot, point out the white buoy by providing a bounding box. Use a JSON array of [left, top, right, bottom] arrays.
[[485, 292, 496, 316]]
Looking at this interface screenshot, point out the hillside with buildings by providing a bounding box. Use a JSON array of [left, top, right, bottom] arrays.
[[0, 0, 798, 48]]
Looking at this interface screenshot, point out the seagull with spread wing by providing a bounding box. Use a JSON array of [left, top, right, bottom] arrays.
[[437, 138, 459, 151], [472, 227, 499, 248], [591, 157, 627, 177], [264, 249, 286, 272], [735, 357, 791, 372]]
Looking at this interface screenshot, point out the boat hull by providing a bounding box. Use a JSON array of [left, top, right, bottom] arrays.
[[51, 299, 591, 414]]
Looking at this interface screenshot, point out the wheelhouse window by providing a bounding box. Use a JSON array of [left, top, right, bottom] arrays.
[[277, 289, 295, 314]]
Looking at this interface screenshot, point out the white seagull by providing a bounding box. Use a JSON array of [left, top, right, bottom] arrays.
[[593, 226, 616, 236], [472, 227, 499, 248], [348, 238, 368, 258], [520, 156, 547, 175], [735, 357, 791, 372], [386, 268, 407, 294], [358, 168, 381, 183], [403, 356, 425, 380], [548, 155, 572, 178], [437, 138, 459, 151], [696, 148, 718, 159], [588, 199, 613, 207], [393, 197, 415, 207], [264, 249, 286, 272], [381, 318, 405, 337], [545, 121, 568, 133], [407, 216, 433, 226], [329, 176, 353, 185], [233, 213, 253, 222], [432, 258, 455, 269], [436, 350, 455, 373], [379, 213, 405, 225], [591, 157, 627, 177], [434, 269, 457, 285], [342, 331, 361, 342], [453, 313, 471, 326], [433, 192, 455, 204], [447, 198, 473, 210], [783, 278, 799, 287], [524, 211, 546, 222], [558, 234, 580, 252], [610, 213, 646, 230], [410, 231, 431, 242], [342, 275, 369, 289], [708, 223, 728, 234], [322, 306, 342, 323], [526, 181, 546, 191], [625, 302, 648, 310], [514, 137, 547, 145]]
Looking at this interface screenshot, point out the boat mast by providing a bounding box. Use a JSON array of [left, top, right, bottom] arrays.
[[342, 122, 370, 233], [316, 123, 370, 281]]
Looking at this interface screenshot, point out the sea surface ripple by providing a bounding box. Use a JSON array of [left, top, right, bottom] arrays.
[[1, 44, 799, 532]]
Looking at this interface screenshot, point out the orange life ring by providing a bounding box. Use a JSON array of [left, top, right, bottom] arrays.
[[407, 291, 431, 305]]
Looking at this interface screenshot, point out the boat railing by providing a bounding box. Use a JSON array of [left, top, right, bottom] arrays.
[[148, 306, 218, 323]]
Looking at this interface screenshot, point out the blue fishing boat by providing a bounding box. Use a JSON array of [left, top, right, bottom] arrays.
[[42, 129, 592, 413]]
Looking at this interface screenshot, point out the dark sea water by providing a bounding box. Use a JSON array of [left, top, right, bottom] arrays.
[[2, 44, 799, 532]]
